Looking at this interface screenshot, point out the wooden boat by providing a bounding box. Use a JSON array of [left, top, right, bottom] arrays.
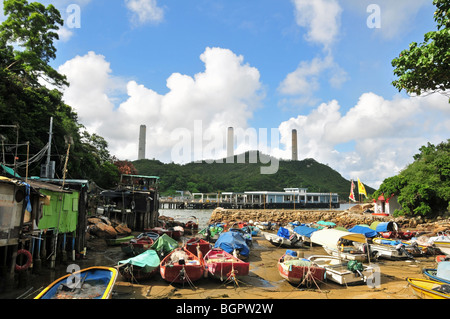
[[308, 255, 376, 286], [204, 248, 249, 283], [151, 233, 179, 258], [422, 261, 450, 285], [105, 235, 135, 246], [160, 248, 205, 285], [121, 235, 155, 256], [146, 226, 183, 240], [407, 277, 450, 299], [35, 266, 118, 299], [184, 238, 212, 257], [118, 249, 160, 282], [277, 253, 326, 287], [310, 229, 368, 261]]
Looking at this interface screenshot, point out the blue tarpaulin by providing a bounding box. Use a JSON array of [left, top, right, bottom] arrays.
[[348, 225, 377, 238], [375, 222, 398, 232], [214, 231, 250, 257], [277, 227, 290, 239], [293, 225, 318, 238]]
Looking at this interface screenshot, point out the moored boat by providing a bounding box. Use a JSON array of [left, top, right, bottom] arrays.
[[160, 248, 205, 285], [184, 238, 212, 257], [261, 227, 303, 248], [434, 239, 450, 256], [277, 252, 325, 287], [121, 235, 155, 256], [310, 229, 368, 261], [214, 231, 250, 259], [308, 255, 376, 286], [117, 250, 160, 282], [204, 248, 249, 283], [422, 261, 450, 285], [370, 238, 415, 260], [151, 233, 179, 258], [407, 277, 450, 299], [35, 266, 118, 299]]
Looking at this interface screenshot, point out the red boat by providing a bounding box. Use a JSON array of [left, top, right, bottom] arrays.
[[204, 248, 249, 283], [146, 226, 183, 240], [277, 254, 326, 287], [184, 219, 199, 235], [121, 236, 154, 256], [160, 248, 205, 284], [184, 238, 212, 257]]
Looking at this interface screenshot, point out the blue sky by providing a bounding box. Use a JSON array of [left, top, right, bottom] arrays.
[[3, 0, 449, 189]]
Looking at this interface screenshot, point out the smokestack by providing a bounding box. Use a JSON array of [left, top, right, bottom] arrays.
[[292, 129, 298, 161], [138, 125, 146, 160], [227, 127, 234, 161]]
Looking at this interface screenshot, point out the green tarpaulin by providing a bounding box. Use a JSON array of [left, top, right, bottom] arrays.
[[150, 234, 178, 255], [118, 250, 160, 272]]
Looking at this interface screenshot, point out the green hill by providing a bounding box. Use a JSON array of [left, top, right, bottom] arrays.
[[133, 151, 375, 201]]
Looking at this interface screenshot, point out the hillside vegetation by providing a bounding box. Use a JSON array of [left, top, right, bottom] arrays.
[[133, 151, 375, 200]]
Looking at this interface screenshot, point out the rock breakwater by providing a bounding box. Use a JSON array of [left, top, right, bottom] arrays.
[[209, 204, 450, 234]]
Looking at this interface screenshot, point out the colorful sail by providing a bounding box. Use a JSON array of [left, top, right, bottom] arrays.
[[349, 179, 356, 202], [357, 178, 367, 198]]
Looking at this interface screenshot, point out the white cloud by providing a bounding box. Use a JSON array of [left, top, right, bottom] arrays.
[[57, 48, 264, 162], [291, 0, 342, 48], [125, 0, 164, 26], [274, 92, 450, 188]]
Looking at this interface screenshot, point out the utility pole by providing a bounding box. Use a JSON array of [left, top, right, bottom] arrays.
[[46, 117, 53, 177]]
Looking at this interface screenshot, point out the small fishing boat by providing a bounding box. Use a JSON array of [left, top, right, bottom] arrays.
[[151, 233, 179, 258], [146, 226, 184, 240], [370, 238, 415, 260], [35, 266, 118, 299], [160, 248, 205, 285], [117, 250, 160, 282], [121, 234, 156, 256], [407, 277, 450, 299], [214, 231, 250, 259], [308, 255, 376, 286], [310, 229, 368, 261], [184, 218, 199, 235], [434, 239, 450, 255], [277, 252, 326, 287], [261, 227, 303, 248], [199, 223, 226, 242], [105, 235, 135, 246], [204, 248, 249, 283], [184, 238, 212, 257], [422, 261, 450, 285]]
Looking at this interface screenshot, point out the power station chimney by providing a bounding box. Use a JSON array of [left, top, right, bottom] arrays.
[[138, 125, 146, 160], [292, 129, 298, 161], [227, 127, 234, 162]]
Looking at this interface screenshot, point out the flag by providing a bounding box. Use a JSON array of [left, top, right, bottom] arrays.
[[357, 177, 367, 198], [349, 179, 356, 202]]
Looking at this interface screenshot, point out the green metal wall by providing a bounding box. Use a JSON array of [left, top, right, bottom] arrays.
[[37, 190, 79, 233]]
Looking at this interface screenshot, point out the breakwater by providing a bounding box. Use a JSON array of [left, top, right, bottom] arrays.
[[209, 204, 450, 233]]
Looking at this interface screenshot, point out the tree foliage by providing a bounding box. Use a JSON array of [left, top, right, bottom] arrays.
[[0, 0, 119, 188], [391, 0, 450, 101], [374, 140, 450, 217]]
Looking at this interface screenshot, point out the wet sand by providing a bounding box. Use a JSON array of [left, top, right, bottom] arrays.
[[109, 235, 436, 300]]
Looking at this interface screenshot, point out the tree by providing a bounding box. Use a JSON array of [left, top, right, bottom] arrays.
[[0, 0, 67, 87], [391, 0, 450, 101]]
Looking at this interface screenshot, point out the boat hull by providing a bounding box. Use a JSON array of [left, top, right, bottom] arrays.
[[185, 238, 212, 257], [434, 240, 450, 255], [407, 278, 450, 299], [277, 255, 325, 286], [160, 248, 205, 284], [35, 267, 118, 299], [262, 232, 303, 248], [308, 255, 375, 285], [204, 248, 249, 282], [323, 246, 367, 262]]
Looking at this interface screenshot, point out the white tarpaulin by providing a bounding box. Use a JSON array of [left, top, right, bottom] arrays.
[[310, 229, 366, 249]]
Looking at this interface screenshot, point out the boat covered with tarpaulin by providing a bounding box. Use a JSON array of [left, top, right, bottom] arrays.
[[348, 225, 378, 238], [151, 233, 178, 258], [214, 231, 250, 258], [35, 266, 118, 299], [310, 229, 368, 261], [118, 249, 160, 282]]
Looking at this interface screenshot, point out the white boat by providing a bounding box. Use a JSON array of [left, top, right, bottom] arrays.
[[310, 229, 368, 261], [370, 238, 414, 260], [308, 255, 376, 286], [434, 240, 450, 256], [261, 231, 303, 248]]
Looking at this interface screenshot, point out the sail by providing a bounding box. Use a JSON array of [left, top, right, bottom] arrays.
[[349, 179, 356, 202], [357, 177, 367, 198]]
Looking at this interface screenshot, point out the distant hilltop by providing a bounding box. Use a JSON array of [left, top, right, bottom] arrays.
[[133, 151, 375, 200]]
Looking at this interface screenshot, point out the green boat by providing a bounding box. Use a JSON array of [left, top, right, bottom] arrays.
[[105, 235, 135, 246], [118, 250, 160, 282], [150, 234, 178, 257]]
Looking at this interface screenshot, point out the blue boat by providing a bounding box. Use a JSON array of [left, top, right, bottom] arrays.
[[423, 261, 450, 285], [35, 266, 118, 299], [214, 231, 250, 259]]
